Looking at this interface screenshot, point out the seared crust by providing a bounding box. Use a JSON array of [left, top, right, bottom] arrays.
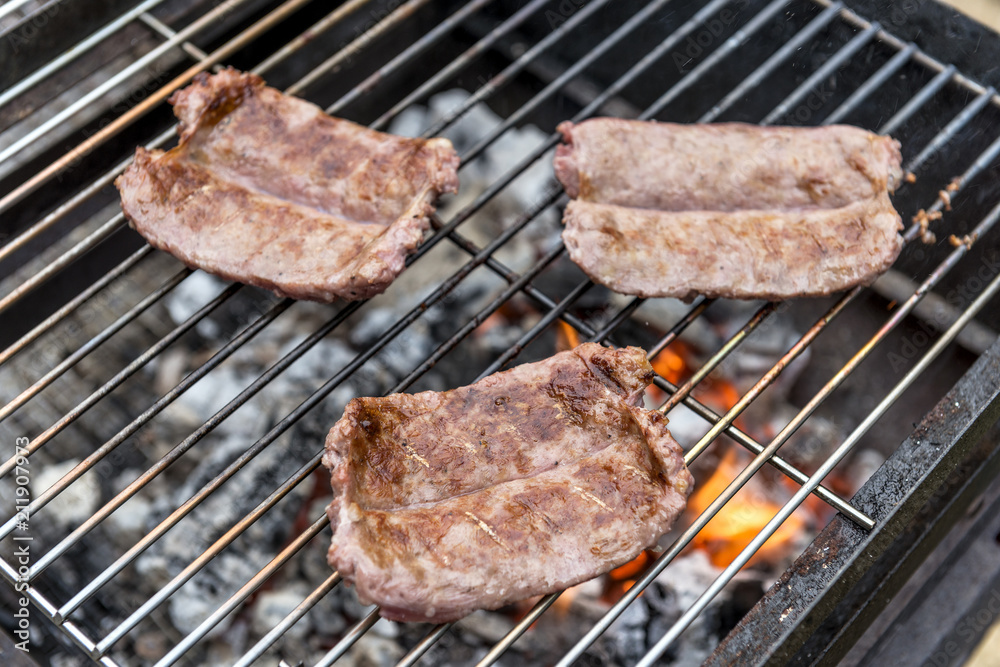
[[116, 68, 459, 302], [563, 195, 903, 301], [323, 343, 693, 622]]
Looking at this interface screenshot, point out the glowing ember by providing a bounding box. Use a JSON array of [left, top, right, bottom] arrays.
[[688, 448, 805, 568]]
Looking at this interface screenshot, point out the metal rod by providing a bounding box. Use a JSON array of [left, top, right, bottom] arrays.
[[313, 607, 381, 667], [457, 0, 677, 164], [0, 0, 314, 217], [0, 245, 153, 368], [638, 240, 1000, 667], [474, 593, 561, 667], [0, 266, 193, 424], [101, 456, 322, 655], [369, 0, 554, 130], [138, 11, 211, 63], [0, 0, 170, 109], [154, 513, 329, 666], [251, 0, 373, 75], [880, 65, 957, 136], [0, 0, 260, 167], [659, 303, 777, 415], [823, 44, 916, 125], [558, 193, 1000, 667], [761, 23, 880, 125], [810, 0, 1000, 106], [287, 0, 439, 96], [906, 86, 996, 175], [701, 2, 845, 122], [322, 0, 496, 115], [641, 0, 791, 121], [233, 563, 341, 667]]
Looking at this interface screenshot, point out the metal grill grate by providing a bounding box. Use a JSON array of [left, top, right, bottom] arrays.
[[1, 0, 1000, 665]]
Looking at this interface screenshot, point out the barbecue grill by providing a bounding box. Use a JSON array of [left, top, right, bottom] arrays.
[[2, 0, 1000, 665]]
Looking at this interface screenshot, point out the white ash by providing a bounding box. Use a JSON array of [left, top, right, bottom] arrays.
[[32, 459, 100, 528], [390, 88, 561, 274], [252, 584, 316, 641], [597, 551, 725, 667], [164, 271, 227, 339]]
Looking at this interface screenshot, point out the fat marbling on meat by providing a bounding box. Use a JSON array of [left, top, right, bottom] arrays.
[[323, 343, 693, 623], [116, 68, 459, 302]]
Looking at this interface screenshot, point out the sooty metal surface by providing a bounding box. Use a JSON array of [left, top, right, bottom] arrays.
[[0, 0, 999, 666]]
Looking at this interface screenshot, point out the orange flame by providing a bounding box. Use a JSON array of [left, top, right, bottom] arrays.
[[689, 448, 805, 568], [602, 550, 656, 604], [556, 320, 582, 351]]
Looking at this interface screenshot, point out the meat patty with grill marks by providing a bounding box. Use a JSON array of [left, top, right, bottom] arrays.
[[323, 343, 693, 623], [116, 68, 459, 302]]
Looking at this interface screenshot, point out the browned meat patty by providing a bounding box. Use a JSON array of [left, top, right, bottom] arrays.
[[553, 119, 904, 300], [563, 194, 903, 301], [116, 68, 459, 302], [323, 343, 693, 623], [554, 119, 903, 211]]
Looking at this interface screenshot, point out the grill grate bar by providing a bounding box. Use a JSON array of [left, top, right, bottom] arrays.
[[643, 0, 792, 122], [233, 566, 342, 667], [456, 0, 678, 165], [1, 281, 257, 538], [0, 245, 153, 368], [321, 0, 497, 116], [880, 64, 958, 136], [369, 0, 564, 131], [0, 0, 36, 22], [659, 303, 778, 416], [0, 213, 129, 316], [638, 233, 1000, 667], [681, 290, 854, 465], [0, 266, 193, 424], [0, 0, 261, 167], [560, 142, 1000, 667], [151, 501, 328, 666], [251, 0, 372, 75], [48, 300, 361, 614], [816, 0, 1000, 103], [702, 2, 845, 122], [432, 216, 596, 336], [137, 11, 211, 63], [313, 607, 382, 667], [286, 0, 439, 98], [0, 0, 315, 217], [906, 85, 997, 176], [761, 22, 880, 126], [824, 43, 917, 125], [0, 0, 170, 109], [99, 455, 324, 656]]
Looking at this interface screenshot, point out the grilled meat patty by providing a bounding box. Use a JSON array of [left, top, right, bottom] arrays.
[[116, 68, 459, 302], [553, 119, 904, 300], [554, 119, 903, 210], [563, 194, 903, 301], [323, 343, 693, 623]]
